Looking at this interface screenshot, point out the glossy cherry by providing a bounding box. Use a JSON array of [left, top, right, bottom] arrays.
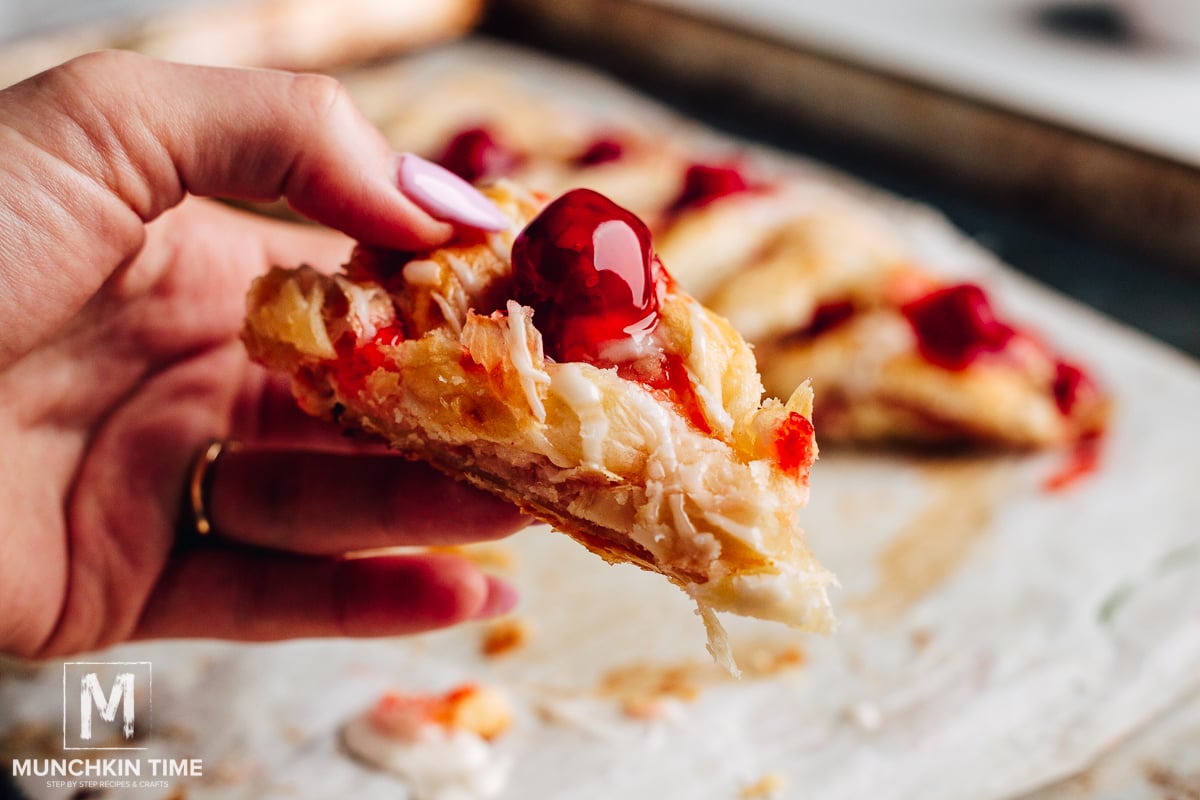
[[436, 126, 522, 184], [667, 162, 751, 214], [511, 188, 662, 364], [900, 283, 1015, 370]]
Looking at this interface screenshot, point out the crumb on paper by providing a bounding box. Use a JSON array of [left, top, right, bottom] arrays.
[[587, 639, 806, 719], [740, 772, 788, 799], [846, 701, 884, 732], [738, 642, 806, 677], [910, 627, 933, 651], [281, 724, 307, 744], [599, 662, 704, 719], [481, 616, 531, 658], [619, 694, 687, 721]]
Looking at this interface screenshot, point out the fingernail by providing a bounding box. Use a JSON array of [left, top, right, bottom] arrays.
[[474, 575, 519, 619], [397, 153, 510, 232]]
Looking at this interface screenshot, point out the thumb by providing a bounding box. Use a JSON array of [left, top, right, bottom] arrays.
[[0, 50, 506, 250]]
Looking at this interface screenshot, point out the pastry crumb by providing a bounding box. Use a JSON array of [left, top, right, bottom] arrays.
[[740, 772, 788, 798], [481, 616, 531, 658], [910, 627, 933, 651], [599, 662, 704, 716], [739, 642, 806, 677]]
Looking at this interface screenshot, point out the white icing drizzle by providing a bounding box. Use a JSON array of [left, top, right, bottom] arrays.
[[445, 253, 485, 295], [684, 301, 734, 437], [667, 493, 700, 541], [549, 363, 608, 470], [625, 388, 678, 473], [503, 300, 549, 423], [432, 291, 463, 336], [334, 277, 382, 340], [692, 382, 735, 438], [702, 510, 764, 550], [403, 258, 442, 286]]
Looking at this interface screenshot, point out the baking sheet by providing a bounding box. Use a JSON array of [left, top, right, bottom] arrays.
[[4, 41, 1200, 800]]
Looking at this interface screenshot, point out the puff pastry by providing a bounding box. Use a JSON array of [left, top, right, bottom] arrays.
[[242, 182, 835, 671]]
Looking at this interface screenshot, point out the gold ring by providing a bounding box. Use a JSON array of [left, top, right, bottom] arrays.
[[183, 438, 239, 540]]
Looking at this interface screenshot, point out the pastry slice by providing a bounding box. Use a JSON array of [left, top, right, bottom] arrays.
[[656, 186, 1109, 447], [242, 182, 835, 669]]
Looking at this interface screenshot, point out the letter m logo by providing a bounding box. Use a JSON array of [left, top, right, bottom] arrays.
[[81, 672, 135, 740], [63, 662, 151, 750]]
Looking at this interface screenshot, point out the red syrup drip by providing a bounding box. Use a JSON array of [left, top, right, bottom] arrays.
[[626, 352, 713, 436], [1043, 431, 1104, 492]]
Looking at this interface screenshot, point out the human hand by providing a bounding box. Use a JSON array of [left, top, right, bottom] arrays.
[[0, 51, 525, 659]]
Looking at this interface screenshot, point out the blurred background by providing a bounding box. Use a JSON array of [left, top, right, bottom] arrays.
[[1, 0, 1196, 356]]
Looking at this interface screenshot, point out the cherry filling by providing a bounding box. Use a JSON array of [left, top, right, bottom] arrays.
[[773, 411, 816, 480], [900, 283, 1015, 370], [633, 353, 712, 435], [667, 162, 752, 214], [332, 324, 404, 396], [436, 126, 522, 184], [573, 137, 625, 167], [511, 188, 663, 364]]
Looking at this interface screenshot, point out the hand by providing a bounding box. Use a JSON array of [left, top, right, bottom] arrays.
[[0, 51, 525, 659]]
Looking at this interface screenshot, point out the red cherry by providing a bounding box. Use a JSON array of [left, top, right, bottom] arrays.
[[573, 137, 625, 166], [668, 162, 752, 214], [900, 283, 1015, 370], [435, 126, 522, 184], [511, 189, 662, 364]]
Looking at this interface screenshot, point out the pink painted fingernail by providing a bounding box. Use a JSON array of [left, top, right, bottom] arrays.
[[474, 576, 519, 619], [397, 153, 510, 232]]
